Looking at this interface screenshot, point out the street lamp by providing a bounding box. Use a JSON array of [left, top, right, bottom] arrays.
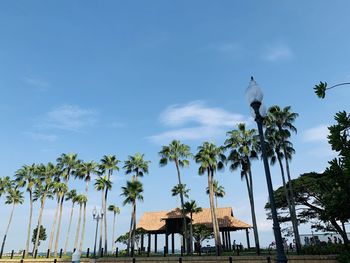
[[246, 77, 288, 263], [92, 207, 104, 258]]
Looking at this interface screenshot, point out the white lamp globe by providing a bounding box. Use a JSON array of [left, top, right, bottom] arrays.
[[245, 76, 263, 105]]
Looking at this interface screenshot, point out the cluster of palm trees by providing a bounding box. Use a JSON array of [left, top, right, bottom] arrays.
[[0, 104, 299, 258]]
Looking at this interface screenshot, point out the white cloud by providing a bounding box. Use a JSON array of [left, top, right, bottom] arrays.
[[262, 45, 293, 62], [38, 104, 97, 131], [23, 131, 58, 142], [24, 76, 50, 91], [149, 101, 248, 144], [302, 125, 329, 142]]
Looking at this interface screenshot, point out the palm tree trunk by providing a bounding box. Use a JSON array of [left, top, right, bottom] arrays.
[[127, 211, 133, 255], [99, 190, 103, 255], [0, 204, 15, 258], [131, 201, 137, 256], [247, 170, 260, 254], [79, 202, 87, 252], [189, 214, 194, 254], [208, 169, 221, 256], [111, 213, 116, 252], [48, 199, 60, 253], [175, 159, 188, 254], [54, 196, 64, 256], [64, 202, 75, 255], [34, 192, 47, 254], [25, 191, 33, 257], [282, 144, 301, 253], [104, 170, 112, 254], [74, 204, 82, 250]]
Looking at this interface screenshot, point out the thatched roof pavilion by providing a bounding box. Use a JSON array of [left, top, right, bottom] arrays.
[[136, 207, 251, 254]]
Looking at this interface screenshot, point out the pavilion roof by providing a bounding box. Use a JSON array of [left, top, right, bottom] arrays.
[[137, 207, 251, 232]]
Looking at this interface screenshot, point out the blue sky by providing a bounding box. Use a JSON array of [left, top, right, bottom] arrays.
[[0, 0, 350, 252]]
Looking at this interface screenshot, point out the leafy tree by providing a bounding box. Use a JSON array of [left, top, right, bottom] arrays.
[[224, 123, 260, 254], [31, 226, 47, 248], [120, 180, 144, 256], [108, 205, 120, 252], [159, 140, 192, 254], [195, 142, 225, 256], [193, 224, 213, 247], [0, 187, 24, 258], [206, 180, 225, 208]]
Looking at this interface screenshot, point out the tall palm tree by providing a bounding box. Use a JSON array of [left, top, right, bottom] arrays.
[[195, 142, 225, 256], [75, 161, 99, 194], [94, 175, 112, 255], [266, 105, 301, 252], [54, 183, 68, 256], [79, 195, 88, 252], [120, 181, 143, 257], [224, 123, 260, 254], [73, 194, 85, 251], [108, 205, 120, 252], [206, 180, 225, 208], [184, 200, 202, 253], [63, 189, 77, 255], [159, 140, 192, 253], [171, 183, 190, 202], [33, 163, 60, 254], [15, 164, 36, 257], [123, 153, 150, 254], [99, 155, 119, 253], [0, 187, 24, 258]]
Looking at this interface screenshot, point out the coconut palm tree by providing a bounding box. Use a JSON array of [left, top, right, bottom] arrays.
[[120, 181, 143, 257], [54, 183, 68, 256], [195, 142, 225, 256], [206, 180, 225, 208], [266, 105, 301, 252], [63, 189, 77, 255], [0, 187, 24, 258], [108, 205, 120, 252], [33, 163, 60, 255], [99, 155, 119, 253], [94, 175, 112, 255], [184, 200, 202, 253], [79, 195, 88, 252], [224, 123, 260, 254], [159, 140, 192, 253], [15, 165, 36, 257]]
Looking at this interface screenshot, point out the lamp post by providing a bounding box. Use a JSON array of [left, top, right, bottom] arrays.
[[246, 77, 287, 263], [92, 207, 104, 258]]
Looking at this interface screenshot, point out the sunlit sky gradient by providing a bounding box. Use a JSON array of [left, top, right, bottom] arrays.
[[0, 1, 349, 252]]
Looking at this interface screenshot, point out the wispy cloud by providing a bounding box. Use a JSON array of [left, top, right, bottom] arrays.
[[23, 76, 50, 91], [302, 125, 329, 142], [262, 44, 293, 62], [149, 101, 247, 144], [37, 104, 97, 132], [23, 131, 58, 142]]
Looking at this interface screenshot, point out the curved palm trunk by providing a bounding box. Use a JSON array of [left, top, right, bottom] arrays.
[[79, 202, 87, 252], [74, 204, 82, 250], [54, 196, 64, 256], [247, 170, 260, 254], [34, 192, 47, 254], [64, 202, 75, 255], [48, 199, 60, 253], [111, 213, 116, 252], [282, 144, 301, 253], [175, 160, 188, 254], [208, 169, 221, 256], [25, 191, 33, 257], [0, 204, 16, 258]]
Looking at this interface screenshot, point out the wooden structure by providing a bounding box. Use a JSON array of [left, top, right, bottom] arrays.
[[136, 207, 251, 254]]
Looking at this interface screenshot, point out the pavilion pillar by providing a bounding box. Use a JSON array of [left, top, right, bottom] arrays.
[[154, 233, 157, 253], [221, 231, 226, 250], [148, 233, 151, 253], [182, 234, 185, 253], [246, 229, 250, 249], [165, 234, 168, 254], [228, 231, 232, 251], [225, 231, 229, 251], [141, 234, 144, 251], [171, 233, 175, 254]]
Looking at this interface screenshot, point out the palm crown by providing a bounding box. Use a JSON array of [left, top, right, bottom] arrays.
[[159, 140, 192, 167]]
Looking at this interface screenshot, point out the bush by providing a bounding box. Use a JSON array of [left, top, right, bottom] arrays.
[[337, 251, 350, 263], [302, 244, 347, 255]]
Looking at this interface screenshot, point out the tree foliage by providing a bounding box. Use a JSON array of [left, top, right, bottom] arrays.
[[31, 225, 47, 247]]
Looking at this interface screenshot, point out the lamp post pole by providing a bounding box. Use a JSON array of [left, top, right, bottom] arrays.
[[93, 208, 103, 258], [246, 77, 287, 263]]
